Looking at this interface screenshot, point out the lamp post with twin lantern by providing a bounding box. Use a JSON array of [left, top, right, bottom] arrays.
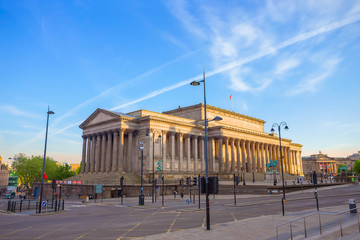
[[271, 122, 289, 216]]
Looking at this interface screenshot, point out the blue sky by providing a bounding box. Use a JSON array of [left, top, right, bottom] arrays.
[[1, 0, 360, 164]]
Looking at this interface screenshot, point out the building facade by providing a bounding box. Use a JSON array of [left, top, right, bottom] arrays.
[[302, 152, 337, 175], [79, 104, 303, 178], [302, 151, 360, 174]]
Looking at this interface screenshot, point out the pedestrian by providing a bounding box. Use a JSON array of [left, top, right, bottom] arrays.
[[180, 189, 184, 199], [173, 190, 177, 199]]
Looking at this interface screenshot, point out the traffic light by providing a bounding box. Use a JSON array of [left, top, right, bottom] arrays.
[[179, 178, 183, 186], [193, 176, 198, 186], [44, 173, 48, 180], [52, 179, 56, 189], [186, 177, 190, 186], [314, 190, 318, 198], [234, 176, 240, 185]]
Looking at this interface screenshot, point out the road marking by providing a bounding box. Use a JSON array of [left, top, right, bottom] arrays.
[[202, 216, 206, 227], [231, 212, 237, 221], [34, 223, 76, 239], [167, 212, 180, 233], [117, 211, 158, 240], [0, 226, 33, 238]]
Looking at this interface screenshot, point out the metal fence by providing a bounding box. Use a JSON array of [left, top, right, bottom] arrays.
[[6, 199, 65, 214], [276, 207, 360, 239]]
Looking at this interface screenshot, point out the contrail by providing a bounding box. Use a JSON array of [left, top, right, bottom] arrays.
[[44, 14, 360, 137], [111, 14, 360, 110]]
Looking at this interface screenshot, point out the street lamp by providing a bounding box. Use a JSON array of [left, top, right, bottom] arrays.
[[139, 142, 144, 190], [271, 122, 288, 216], [39, 106, 55, 214], [146, 132, 161, 203], [190, 69, 222, 230], [138, 141, 144, 205]]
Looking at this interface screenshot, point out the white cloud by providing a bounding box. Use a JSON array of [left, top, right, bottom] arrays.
[[274, 58, 300, 75], [0, 105, 42, 119], [161, 32, 187, 49], [165, 0, 205, 39], [288, 57, 341, 95]]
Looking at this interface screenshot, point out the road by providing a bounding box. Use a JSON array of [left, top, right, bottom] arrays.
[[0, 184, 359, 240]]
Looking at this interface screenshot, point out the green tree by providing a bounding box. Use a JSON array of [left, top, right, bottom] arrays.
[[353, 160, 360, 174], [55, 163, 75, 180], [337, 164, 348, 174], [12, 154, 58, 191]]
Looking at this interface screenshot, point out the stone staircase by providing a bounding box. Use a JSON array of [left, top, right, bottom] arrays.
[[66, 172, 141, 185]]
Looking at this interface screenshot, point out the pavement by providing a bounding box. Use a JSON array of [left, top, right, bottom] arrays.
[[140, 184, 360, 240], [1, 183, 360, 240]]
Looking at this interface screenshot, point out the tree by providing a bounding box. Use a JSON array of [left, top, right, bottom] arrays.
[[12, 154, 58, 191], [337, 164, 348, 174], [55, 163, 75, 180], [353, 160, 360, 174]]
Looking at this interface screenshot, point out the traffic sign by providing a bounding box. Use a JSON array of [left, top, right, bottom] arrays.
[[186, 199, 190, 204], [95, 185, 103, 193], [42, 201, 47, 207]]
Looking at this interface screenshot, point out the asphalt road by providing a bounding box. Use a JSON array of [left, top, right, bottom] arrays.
[[0, 184, 359, 240]]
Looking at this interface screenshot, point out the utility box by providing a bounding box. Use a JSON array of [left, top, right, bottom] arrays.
[[349, 199, 357, 213]]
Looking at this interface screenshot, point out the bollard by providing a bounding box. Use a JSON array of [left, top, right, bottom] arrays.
[[20, 200, 23, 212], [54, 199, 57, 212], [7, 200, 11, 211], [349, 199, 357, 213], [62, 200, 64, 210], [28, 200, 30, 210]]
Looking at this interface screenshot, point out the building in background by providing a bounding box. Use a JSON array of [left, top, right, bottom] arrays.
[[302, 151, 360, 174], [0, 156, 10, 195], [77, 104, 303, 182]]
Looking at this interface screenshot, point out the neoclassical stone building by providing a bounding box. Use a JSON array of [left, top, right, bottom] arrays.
[[79, 104, 303, 178]]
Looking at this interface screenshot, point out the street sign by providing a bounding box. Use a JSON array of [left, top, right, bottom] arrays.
[[42, 201, 47, 207], [186, 199, 190, 204], [298, 176, 303, 183], [95, 185, 103, 193]]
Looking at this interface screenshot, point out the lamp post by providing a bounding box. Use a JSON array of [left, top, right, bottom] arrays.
[[138, 141, 144, 205], [39, 106, 55, 214], [190, 69, 222, 230], [271, 122, 289, 216], [146, 132, 161, 203], [139, 142, 144, 191]]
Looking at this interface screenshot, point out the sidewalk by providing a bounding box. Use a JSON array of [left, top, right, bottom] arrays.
[[141, 205, 360, 240]]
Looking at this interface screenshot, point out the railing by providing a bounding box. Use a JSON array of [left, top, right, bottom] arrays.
[[6, 199, 65, 214], [276, 207, 360, 239]]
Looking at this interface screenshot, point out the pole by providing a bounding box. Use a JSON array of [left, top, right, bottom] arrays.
[[243, 170, 246, 185], [198, 174, 201, 209], [233, 173, 236, 206], [315, 186, 319, 211], [203, 69, 210, 230], [141, 149, 143, 192], [39, 107, 52, 214], [152, 134, 155, 203], [278, 125, 286, 216], [162, 177, 164, 206]]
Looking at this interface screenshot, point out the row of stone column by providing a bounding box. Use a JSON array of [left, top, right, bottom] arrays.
[[81, 129, 303, 175], [81, 130, 133, 174], [156, 132, 302, 174]]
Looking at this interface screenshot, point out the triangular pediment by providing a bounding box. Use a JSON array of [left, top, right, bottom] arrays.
[[80, 109, 120, 129]]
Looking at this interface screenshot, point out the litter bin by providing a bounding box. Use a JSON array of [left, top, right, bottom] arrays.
[[349, 198, 357, 213], [139, 193, 144, 205]]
